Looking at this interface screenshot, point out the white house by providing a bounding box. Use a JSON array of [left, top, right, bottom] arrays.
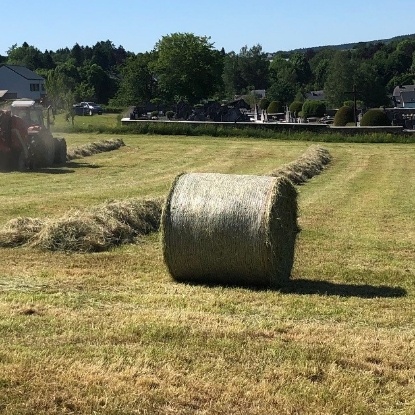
[[0, 64, 46, 101]]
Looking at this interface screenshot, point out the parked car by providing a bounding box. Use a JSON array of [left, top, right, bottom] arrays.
[[73, 102, 103, 115], [82, 102, 103, 115], [72, 104, 88, 116]]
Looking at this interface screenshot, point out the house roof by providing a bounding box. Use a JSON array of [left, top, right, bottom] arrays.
[[392, 84, 415, 98], [0, 64, 44, 81]]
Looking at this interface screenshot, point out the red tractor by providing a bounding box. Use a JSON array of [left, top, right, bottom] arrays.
[[0, 99, 67, 171]]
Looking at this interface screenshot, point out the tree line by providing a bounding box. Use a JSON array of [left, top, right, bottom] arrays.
[[2, 33, 415, 111]]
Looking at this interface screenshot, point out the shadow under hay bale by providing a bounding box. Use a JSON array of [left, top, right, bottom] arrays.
[[270, 145, 332, 185], [66, 138, 125, 161], [162, 173, 299, 288]]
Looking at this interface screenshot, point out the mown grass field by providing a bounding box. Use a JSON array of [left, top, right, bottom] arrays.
[[0, 127, 414, 414]]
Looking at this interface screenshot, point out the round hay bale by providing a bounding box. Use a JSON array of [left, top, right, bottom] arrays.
[[162, 173, 299, 288]]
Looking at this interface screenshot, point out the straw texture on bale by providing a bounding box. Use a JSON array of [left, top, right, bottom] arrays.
[[162, 173, 299, 288], [270, 145, 332, 184], [0, 198, 163, 252], [66, 138, 125, 161]]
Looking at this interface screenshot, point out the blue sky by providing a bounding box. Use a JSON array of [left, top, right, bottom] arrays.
[[2, 0, 414, 55]]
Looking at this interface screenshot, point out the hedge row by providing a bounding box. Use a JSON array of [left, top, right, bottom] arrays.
[[52, 121, 415, 143]]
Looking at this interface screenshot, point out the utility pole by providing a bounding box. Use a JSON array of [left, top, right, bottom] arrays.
[[346, 84, 359, 126]]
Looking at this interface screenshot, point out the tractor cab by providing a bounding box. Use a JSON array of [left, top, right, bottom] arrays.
[[10, 99, 48, 129], [5, 99, 66, 169]]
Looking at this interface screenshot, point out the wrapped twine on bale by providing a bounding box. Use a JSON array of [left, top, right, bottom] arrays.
[[162, 173, 299, 288]]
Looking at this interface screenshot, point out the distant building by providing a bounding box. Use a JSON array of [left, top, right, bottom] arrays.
[[392, 85, 415, 108], [0, 64, 46, 101], [252, 89, 266, 99], [305, 90, 325, 101]]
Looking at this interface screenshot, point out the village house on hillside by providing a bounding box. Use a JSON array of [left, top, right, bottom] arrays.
[[392, 85, 415, 108], [305, 90, 325, 101], [0, 64, 46, 102]]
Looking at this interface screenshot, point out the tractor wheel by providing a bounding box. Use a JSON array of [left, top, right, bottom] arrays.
[[31, 134, 55, 168], [42, 136, 55, 167], [54, 137, 67, 165], [0, 152, 11, 171], [17, 151, 28, 171]]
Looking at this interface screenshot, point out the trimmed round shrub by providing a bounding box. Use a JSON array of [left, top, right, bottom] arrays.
[[259, 98, 270, 110], [166, 110, 174, 120], [267, 101, 283, 114], [333, 106, 355, 126], [360, 109, 391, 126], [289, 101, 303, 115], [302, 100, 326, 118]]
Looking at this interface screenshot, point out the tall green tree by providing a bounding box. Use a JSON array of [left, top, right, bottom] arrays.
[[237, 44, 269, 91], [290, 52, 312, 86], [78, 62, 117, 103], [222, 52, 244, 98], [109, 52, 157, 107], [44, 69, 74, 111], [324, 51, 356, 107], [6, 42, 43, 70], [70, 43, 84, 67], [355, 61, 388, 107], [151, 33, 223, 104], [267, 55, 298, 104]]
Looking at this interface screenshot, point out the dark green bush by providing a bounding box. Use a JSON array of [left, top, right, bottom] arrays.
[[267, 101, 283, 113], [360, 109, 391, 126], [289, 101, 303, 115], [333, 106, 355, 126], [302, 100, 326, 118], [259, 98, 270, 110], [151, 110, 159, 117], [103, 106, 124, 114], [166, 111, 174, 120]]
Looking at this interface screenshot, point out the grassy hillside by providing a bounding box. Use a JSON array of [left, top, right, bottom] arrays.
[[0, 133, 414, 414]]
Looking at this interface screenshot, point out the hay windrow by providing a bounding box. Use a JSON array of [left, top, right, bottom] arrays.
[[31, 198, 163, 252], [162, 173, 299, 288], [66, 138, 125, 161], [0, 198, 163, 252], [0, 217, 48, 247], [270, 145, 332, 184]]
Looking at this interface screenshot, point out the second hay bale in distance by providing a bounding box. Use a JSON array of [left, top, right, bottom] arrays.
[[162, 173, 299, 288]]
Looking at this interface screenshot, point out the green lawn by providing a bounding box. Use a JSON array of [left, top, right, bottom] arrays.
[[0, 133, 414, 414]]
